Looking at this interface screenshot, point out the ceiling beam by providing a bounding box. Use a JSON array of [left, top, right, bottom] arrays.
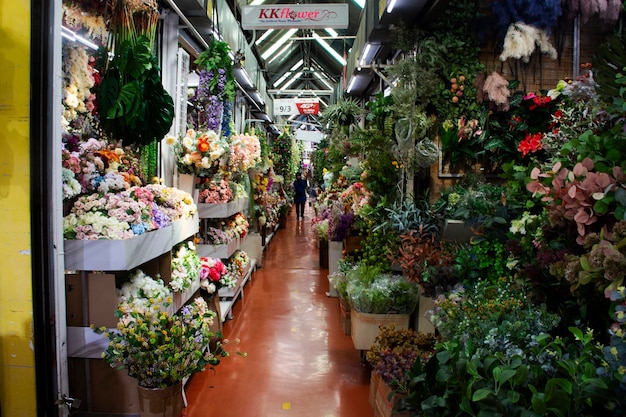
[[268, 89, 334, 95]]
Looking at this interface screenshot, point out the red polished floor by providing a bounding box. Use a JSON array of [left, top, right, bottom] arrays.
[[184, 204, 374, 417]]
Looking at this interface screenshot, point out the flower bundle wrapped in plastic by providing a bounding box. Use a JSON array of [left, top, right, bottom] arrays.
[[170, 241, 200, 292], [167, 129, 229, 177]]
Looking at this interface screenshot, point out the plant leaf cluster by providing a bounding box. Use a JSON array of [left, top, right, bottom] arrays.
[[95, 36, 174, 146]]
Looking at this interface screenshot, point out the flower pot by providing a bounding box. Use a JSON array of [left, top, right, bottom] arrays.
[[319, 239, 329, 268], [327, 240, 343, 297], [137, 382, 183, 417], [339, 297, 351, 336], [350, 311, 410, 351], [374, 378, 411, 417]]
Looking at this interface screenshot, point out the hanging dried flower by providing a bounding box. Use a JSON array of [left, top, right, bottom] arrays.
[[499, 22, 557, 63], [483, 72, 511, 112], [562, 0, 623, 23]]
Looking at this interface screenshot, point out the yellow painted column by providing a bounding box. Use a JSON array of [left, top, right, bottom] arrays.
[[0, 1, 37, 416]]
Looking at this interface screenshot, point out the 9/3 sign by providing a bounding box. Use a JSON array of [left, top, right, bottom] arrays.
[[274, 98, 297, 115]]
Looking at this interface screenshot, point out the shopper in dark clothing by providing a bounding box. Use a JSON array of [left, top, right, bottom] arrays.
[[293, 172, 308, 220]]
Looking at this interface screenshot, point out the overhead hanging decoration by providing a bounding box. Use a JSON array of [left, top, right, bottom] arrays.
[[94, 0, 175, 147]]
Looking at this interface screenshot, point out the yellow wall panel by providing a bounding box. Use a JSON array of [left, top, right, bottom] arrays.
[[0, 0, 37, 416]]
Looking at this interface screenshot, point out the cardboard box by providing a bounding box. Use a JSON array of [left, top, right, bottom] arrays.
[[68, 357, 140, 414], [65, 272, 84, 326], [374, 378, 411, 417], [351, 311, 410, 351]]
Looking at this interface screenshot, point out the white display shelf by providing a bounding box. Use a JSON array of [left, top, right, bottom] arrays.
[[172, 214, 199, 244], [196, 238, 239, 259], [197, 198, 249, 219], [64, 226, 173, 271], [218, 259, 256, 321]]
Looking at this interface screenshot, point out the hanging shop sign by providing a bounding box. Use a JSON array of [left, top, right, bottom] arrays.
[[242, 4, 349, 29], [274, 98, 320, 115]]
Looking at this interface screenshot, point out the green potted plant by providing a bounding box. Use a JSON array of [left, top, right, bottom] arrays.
[[344, 263, 420, 350]]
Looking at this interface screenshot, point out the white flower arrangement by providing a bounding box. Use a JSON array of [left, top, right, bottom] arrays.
[[170, 241, 200, 292], [499, 22, 557, 63], [117, 270, 172, 317]]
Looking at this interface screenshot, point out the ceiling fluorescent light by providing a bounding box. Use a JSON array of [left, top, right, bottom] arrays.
[[250, 0, 265, 5], [346, 76, 357, 93], [238, 68, 254, 88], [290, 59, 304, 72], [273, 72, 291, 88], [353, 0, 366, 8], [359, 43, 372, 66], [312, 32, 346, 66], [266, 43, 293, 65], [280, 71, 303, 91], [386, 0, 398, 13], [262, 28, 298, 60], [324, 28, 338, 37], [313, 72, 335, 91], [255, 29, 274, 46]]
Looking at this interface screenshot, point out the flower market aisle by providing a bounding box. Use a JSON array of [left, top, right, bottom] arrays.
[[184, 205, 374, 417]]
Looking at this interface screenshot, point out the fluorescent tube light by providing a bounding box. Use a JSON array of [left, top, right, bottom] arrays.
[[250, 0, 265, 5], [273, 72, 291, 88], [238, 68, 254, 88], [386, 0, 398, 13], [290, 59, 304, 72], [280, 71, 303, 90], [324, 28, 338, 37], [313, 72, 335, 91], [346, 76, 357, 93], [262, 29, 298, 60], [255, 29, 274, 46], [266, 43, 293, 65], [312, 32, 346, 66], [360, 43, 372, 66], [353, 0, 365, 8]]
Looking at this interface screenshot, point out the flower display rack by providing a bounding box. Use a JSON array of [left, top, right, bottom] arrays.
[[64, 216, 199, 271], [197, 197, 249, 218], [218, 258, 256, 322]]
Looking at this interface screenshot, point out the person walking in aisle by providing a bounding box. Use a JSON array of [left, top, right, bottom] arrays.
[[293, 172, 308, 220]]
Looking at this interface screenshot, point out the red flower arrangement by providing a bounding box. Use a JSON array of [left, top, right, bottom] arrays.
[[199, 257, 227, 294], [518, 132, 544, 157]]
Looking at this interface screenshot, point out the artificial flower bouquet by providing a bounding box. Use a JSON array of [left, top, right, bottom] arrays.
[[340, 181, 372, 216], [199, 256, 236, 294], [167, 129, 229, 177], [197, 177, 233, 204], [63, 184, 197, 240], [62, 137, 143, 200], [144, 183, 197, 221], [228, 132, 261, 173], [63, 187, 167, 240], [93, 270, 226, 389], [170, 240, 200, 292]]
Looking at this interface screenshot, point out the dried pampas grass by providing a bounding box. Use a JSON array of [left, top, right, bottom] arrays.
[[483, 72, 511, 112], [563, 0, 622, 23], [499, 22, 558, 63]]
